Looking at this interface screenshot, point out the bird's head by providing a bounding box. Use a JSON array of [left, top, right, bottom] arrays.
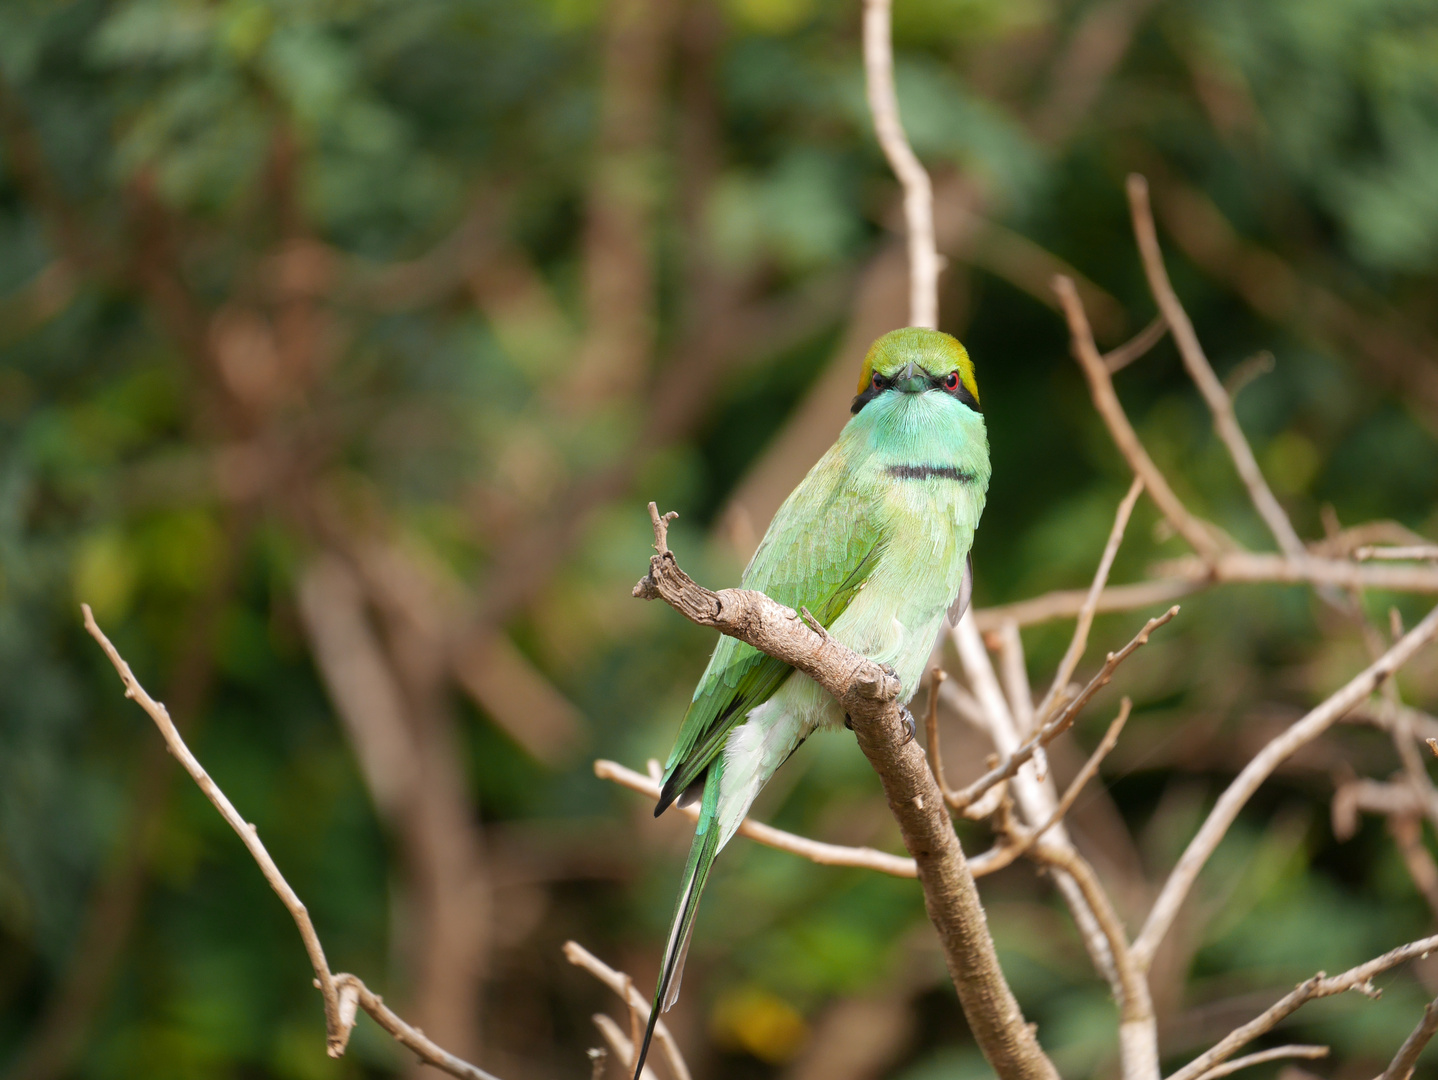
[[851, 328, 980, 415]]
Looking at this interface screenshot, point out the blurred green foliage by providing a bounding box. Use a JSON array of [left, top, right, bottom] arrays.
[[3, 0, 1438, 1078]]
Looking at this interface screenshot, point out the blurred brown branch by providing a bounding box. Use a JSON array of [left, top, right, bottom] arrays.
[[864, 0, 938, 329]]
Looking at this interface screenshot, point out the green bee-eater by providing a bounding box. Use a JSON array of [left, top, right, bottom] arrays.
[[633, 327, 989, 1076]]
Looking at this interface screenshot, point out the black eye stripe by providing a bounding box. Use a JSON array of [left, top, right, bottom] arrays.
[[850, 370, 981, 414]]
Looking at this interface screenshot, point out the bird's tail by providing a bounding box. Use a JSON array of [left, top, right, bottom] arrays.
[[633, 760, 725, 1080]]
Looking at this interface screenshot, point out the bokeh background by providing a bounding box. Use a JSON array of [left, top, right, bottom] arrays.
[[4, 1, 1438, 1078]]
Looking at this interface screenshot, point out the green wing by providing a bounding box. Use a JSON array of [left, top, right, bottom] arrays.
[[655, 457, 884, 812]]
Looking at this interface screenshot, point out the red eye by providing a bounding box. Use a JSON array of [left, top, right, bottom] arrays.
[[944, 371, 960, 390], [872, 373, 883, 389]]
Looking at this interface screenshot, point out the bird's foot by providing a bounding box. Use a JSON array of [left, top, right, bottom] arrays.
[[899, 706, 917, 745]]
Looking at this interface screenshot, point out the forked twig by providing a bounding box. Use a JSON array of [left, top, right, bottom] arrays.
[[1055, 274, 1224, 560], [1126, 174, 1306, 563], [80, 605, 504, 1080], [953, 608, 1177, 810], [564, 941, 692, 1080], [1034, 477, 1143, 725], [1134, 603, 1438, 970], [1167, 933, 1438, 1080]]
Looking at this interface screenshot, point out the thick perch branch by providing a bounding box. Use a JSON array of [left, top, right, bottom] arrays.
[[632, 505, 1059, 1080], [80, 605, 504, 1080]]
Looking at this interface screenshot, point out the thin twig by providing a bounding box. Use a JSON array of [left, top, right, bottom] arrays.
[[1222, 351, 1274, 400], [968, 701, 1131, 878], [1380, 996, 1438, 1080], [1390, 814, 1438, 923], [1028, 842, 1152, 1035], [1134, 603, 1438, 970], [81, 605, 505, 1080], [1189, 1044, 1328, 1080], [1035, 478, 1144, 725], [592, 1014, 659, 1080], [1126, 175, 1306, 562], [975, 579, 1199, 631], [994, 620, 1036, 735], [1167, 933, 1438, 1080], [594, 759, 917, 878], [951, 612, 1132, 1026], [564, 941, 692, 1080], [1019, 700, 1130, 858], [1104, 315, 1168, 373], [954, 609, 1178, 810], [923, 668, 960, 804], [863, 0, 938, 328], [973, 550, 1438, 631], [1054, 274, 1224, 560]]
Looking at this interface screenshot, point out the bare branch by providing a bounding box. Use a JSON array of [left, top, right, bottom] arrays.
[[564, 941, 692, 1080], [923, 668, 961, 805], [1126, 175, 1306, 562], [1380, 997, 1438, 1080], [968, 700, 1132, 880], [592, 1014, 659, 1080], [863, 0, 938, 328], [81, 605, 504, 1080], [1167, 933, 1438, 1080], [951, 612, 1135, 1031], [1189, 1045, 1328, 1080], [1134, 603, 1438, 969], [1055, 274, 1224, 559], [1104, 315, 1168, 373], [1025, 700, 1130, 855], [595, 759, 917, 878], [1389, 814, 1438, 923], [993, 620, 1036, 735], [1222, 351, 1275, 400], [335, 976, 504, 1080], [975, 579, 1198, 631], [632, 510, 1059, 1080], [1028, 841, 1156, 1079], [974, 550, 1438, 632], [1331, 778, 1426, 841], [1358, 546, 1438, 563], [954, 609, 1177, 810], [1035, 478, 1144, 725]]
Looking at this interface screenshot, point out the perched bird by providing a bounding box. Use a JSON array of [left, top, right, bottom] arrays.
[[633, 327, 990, 1077]]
